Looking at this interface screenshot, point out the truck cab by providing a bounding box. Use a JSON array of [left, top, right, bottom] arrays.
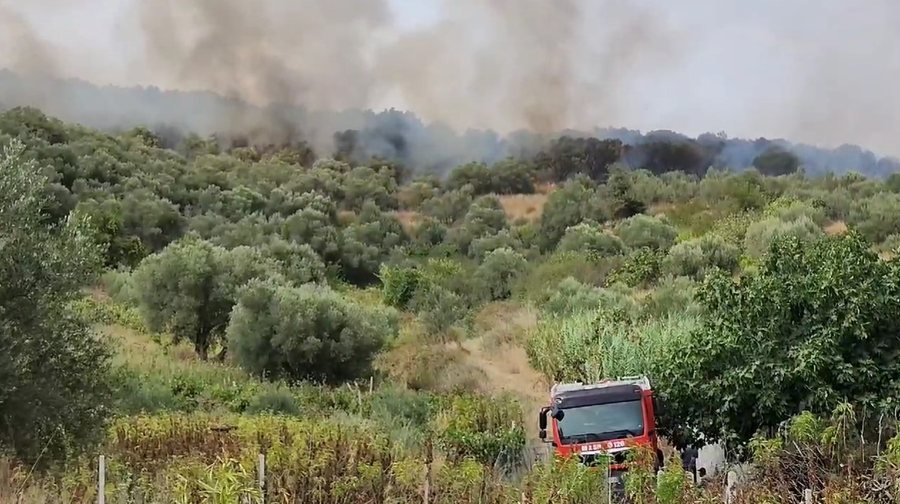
[[538, 376, 663, 484]]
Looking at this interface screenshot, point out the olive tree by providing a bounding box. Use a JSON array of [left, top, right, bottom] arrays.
[[0, 142, 112, 463], [131, 238, 278, 359], [228, 279, 398, 383]]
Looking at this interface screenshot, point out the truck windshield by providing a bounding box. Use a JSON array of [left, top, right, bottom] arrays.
[[557, 400, 644, 444]]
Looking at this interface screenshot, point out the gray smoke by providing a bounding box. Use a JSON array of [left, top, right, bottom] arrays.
[[1, 0, 900, 171]]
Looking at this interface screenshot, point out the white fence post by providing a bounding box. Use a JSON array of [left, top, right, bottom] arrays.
[[804, 488, 813, 504], [98, 455, 106, 504], [258, 453, 266, 502], [724, 470, 736, 504]]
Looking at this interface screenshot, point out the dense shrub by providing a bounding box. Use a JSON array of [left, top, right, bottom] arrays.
[[0, 142, 113, 463], [543, 277, 634, 317], [659, 234, 900, 450], [743, 215, 824, 259], [228, 279, 398, 383], [447, 195, 508, 254], [468, 229, 523, 261], [476, 248, 528, 301], [538, 176, 606, 250], [490, 158, 535, 194], [515, 251, 620, 302], [342, 165, 399, 211], [445, 162, 493, 194], [261, 238, 326, 285], [662, 233, 741, 279], [848, 193, 900, 243], [281, 194, 342, 261], [640, 276, 699, 318], [432, 394, 526, 466], [340, 202, 408, 284], [421, 186, 474, 224], [379, 263, 422, 309], [556, 221, 627, 256], [608, 247, 663, 287], [613, 214, 678, 251]]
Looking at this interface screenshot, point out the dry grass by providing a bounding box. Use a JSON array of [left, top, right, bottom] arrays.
[[392, 210, 422, 234], [824, 220, 848, 236], [498, 193, 548, 222]]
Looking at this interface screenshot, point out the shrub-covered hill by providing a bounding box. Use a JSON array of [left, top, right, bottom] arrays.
[[4, 107, 900, 502]]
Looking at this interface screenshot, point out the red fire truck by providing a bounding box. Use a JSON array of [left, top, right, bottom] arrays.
[[538, 376, 664, 485]]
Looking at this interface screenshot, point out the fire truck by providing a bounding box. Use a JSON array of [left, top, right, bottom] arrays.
[[537, 376, 665, 486]]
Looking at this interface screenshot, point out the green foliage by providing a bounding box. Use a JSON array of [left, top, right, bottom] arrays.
[[261, 237, 326, 285], [659, 234, 900, 449], [743, 215, 824, 259], [340, 202, 408, 284], [0, 141, 112, 463], [544, 278, 628, 317], [379, 263, 422, 309], [432, 394, 525, 466], [538, 176, 606, 250], [342, 165, 398, 210], [753, 146, 800, 176], [848, 193, 900, 243], [447, 195, 508, 254], [640, 276, 700, 318], [445, 162, 494, 194], [490, 158, 535, 194], [608, 247, 663, 287], [556, 221, 627, 256], [468, 229, 523, 261], [476, 248, 527, 301], [515, 251, 619, 302], [132, 238, 278, 359], [662, 233, 741, 280], [614, 214, 678, 251], [228, 279, 398, 383], [526, 310, 697, 385], [422, 186, 474, 224]]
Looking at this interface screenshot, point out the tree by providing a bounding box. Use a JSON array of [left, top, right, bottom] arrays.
[[445, 162, 493, 194], [131, 238, 277, 359], [538, 176, 606, 251], [743, 216, 824, 259], [535, 136, 622, 182], [753, 147, 800, 176], [448, 195, 508, 254], [0, 141, 112, 463], [340, 202, 408, 284], [477, 248, 528, 300], [662, 234, 740, 280], [614, 214, 677, 251], [228, 279, 397, 383], [491, 158, 535, 194], [557, 222, 627, 256], [657, 234, 900, 451]]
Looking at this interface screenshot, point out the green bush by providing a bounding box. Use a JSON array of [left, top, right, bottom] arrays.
[[342, 165, 398, 211], [662, 233, 740, 280], [380, 263, 423, 309], [340, 202, 408, 284], [515, 251, 620, 302], [608, 247, 663, 287], [490, 158, 535, 194], [228, 279, 398, 383], [613, 214, 678, 251], [640, 276, 699, 318], [468, 229, 523, 261], [261, 238, 326, 285], [432, 394, 525, 466], [538, 176, 606, 250], [544, 277, 635, 317], [557, 221, 627, 256], [477, 248, 527, 301], [410, 284, 470, 342], [445, 162, 493, 194], [743, 215, 824, 259], [422, 186, 474, 224], [448, 195, 508, 254], [658, 234, 900, 449], [848, 193, 900, 243]]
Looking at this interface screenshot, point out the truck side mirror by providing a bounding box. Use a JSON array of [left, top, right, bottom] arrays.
[[539, 407, 550, 443]]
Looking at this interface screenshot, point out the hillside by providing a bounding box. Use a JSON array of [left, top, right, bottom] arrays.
[[2, 107, 900, 502], [2, 70, 900, 179]]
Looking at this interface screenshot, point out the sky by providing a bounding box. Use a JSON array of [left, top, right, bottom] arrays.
[[1, 0, 899, 156]]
